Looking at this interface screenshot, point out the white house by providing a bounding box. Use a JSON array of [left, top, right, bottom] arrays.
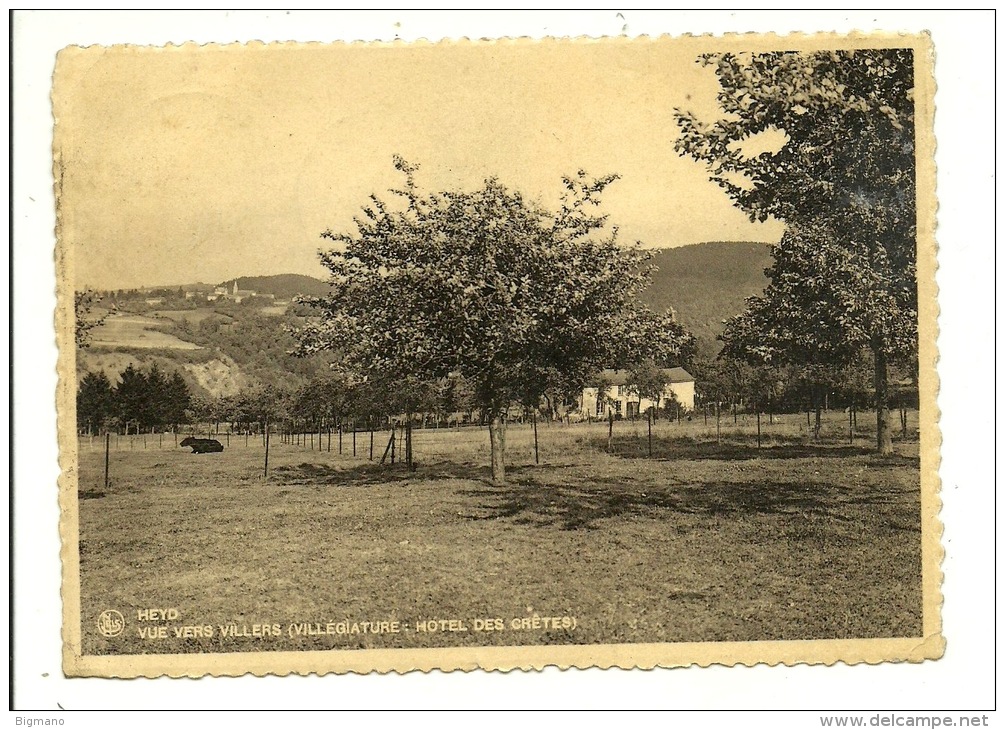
[[581, 367, 695, 419]]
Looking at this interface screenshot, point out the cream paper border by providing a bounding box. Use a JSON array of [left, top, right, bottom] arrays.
[[54, 30, 943, 678]]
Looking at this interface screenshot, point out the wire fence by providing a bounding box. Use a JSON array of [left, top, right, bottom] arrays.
[[78, 408, 919, 491]]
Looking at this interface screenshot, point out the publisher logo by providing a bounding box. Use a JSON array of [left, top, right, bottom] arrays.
[[97, 610, 125, 637]]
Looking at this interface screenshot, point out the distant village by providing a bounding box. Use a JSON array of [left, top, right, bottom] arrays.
[[96, 279, 292, 311]]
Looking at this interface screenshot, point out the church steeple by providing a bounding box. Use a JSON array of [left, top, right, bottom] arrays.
[[233, 279, 239, 295]]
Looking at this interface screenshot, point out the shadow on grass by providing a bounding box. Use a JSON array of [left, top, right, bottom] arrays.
[[460, 473, 919, 532], [590, 435, 918, 465], [269, 461, 418, 487], [270, 458, 587, 491]]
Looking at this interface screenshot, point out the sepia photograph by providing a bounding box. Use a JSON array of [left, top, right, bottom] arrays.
[[52, 30, 943, 677], [12, 10, 996, 713]]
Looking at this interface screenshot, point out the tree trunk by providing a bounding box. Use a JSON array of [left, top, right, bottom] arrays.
[[406, 418, 414, 471], [647, 408, 652, 458], [874, 347, 894, 455], [488, 413, 507, 485]]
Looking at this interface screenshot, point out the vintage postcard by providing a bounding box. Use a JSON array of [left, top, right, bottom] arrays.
[[54, 31, 942, 677]]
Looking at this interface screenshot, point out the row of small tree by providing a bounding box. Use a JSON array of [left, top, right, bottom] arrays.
[[184, 370, 576, 441], [693, 355, 916, 438], [76, 363, 192, 434], [676, 48, 919, 455]]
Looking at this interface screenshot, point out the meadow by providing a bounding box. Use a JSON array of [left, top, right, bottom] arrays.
[[87, 313, 203, 350], [75, 410, 922, 655]]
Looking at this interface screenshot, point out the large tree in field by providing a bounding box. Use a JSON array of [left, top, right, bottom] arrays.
[[299, 158, 693, 483], [676, 48, 918, 454]]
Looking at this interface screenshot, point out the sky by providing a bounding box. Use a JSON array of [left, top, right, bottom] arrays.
[[55, 37, 787, 291]]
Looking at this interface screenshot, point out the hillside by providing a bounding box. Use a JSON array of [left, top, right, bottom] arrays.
[[220, 273, 329, 299], [637, 242, 774, 359], [77, 348, 253, 399], [81, 242, 773, 395], [78, 308, 332, 398]]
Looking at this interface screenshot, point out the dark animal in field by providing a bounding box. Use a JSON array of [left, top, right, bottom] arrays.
[[180, 437, 224, 454]]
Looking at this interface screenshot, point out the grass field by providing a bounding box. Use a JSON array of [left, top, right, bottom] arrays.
[[89, 313, 203, 350], [75, 411, 922, 655]]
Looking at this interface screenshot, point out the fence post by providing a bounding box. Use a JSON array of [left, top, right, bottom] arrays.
[[533, 411, 539, 465], [756, 410, 761, 449], [849, 402, 854, 444], [380, 425, 396, 465], [104, 433, 110, 490], [716, 401, 721, 445], [263, 421, 270, 479]]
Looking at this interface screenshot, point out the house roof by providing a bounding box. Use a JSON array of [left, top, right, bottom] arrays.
[[597, 367, 694, 385]]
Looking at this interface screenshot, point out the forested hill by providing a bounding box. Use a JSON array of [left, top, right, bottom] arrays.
[[637, 241, 774, 359], [215, 242, 773, 360], [220, 273, 330, 299]]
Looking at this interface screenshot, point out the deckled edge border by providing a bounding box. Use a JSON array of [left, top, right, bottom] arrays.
[[52, 29, 944, 678]]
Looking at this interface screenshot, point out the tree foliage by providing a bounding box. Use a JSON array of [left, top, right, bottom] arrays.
[[626, 359, 670, 414], [299, 158, 693, 482], [77, 364, 194, 433], [76, 370, 114, 432], [74, 290, 108, 348], [676, 49, 918, 453]]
